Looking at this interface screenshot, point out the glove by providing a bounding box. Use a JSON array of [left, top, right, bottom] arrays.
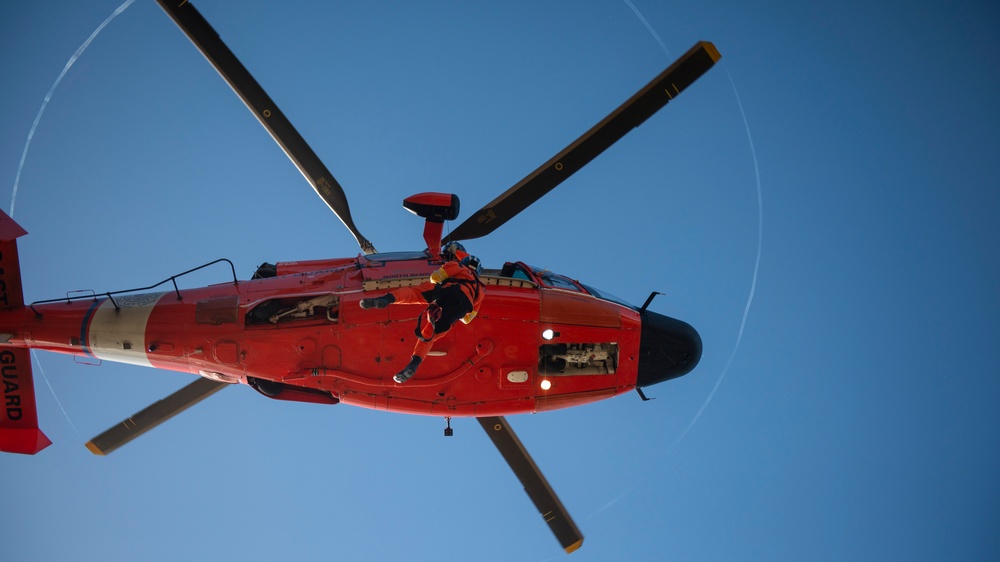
[[461, 310, 478, 324], [429, 267, 448, 284]]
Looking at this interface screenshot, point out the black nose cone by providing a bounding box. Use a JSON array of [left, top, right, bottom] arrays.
[[637, 310, 702, 387]]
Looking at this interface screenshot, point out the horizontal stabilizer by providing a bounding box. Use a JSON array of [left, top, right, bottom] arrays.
[[0, 209, 28, 241], [0, 428, 52, 455], [0, 209, 26, 310]]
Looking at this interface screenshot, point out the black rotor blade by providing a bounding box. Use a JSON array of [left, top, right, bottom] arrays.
[[85, 377, 228, 455], [445, 41, 720, 243], [478, 416, 584, 554], [156, 0, 376, 254]]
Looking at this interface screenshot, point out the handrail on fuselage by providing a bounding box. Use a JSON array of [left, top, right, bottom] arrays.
[[29, 258, 239, 316]]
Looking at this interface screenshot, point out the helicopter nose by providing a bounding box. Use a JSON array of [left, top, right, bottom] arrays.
[[636, 310, 702, 387]]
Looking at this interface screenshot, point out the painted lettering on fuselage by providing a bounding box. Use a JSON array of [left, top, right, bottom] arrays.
[[1, 349, 22, 421]]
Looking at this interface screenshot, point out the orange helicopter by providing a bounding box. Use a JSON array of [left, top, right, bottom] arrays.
[[0, 0, 717, 553]]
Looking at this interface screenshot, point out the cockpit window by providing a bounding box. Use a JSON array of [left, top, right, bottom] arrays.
[[364, 251, 430, 262], [581, 284, 637, 309], [511, 268, 531, 280], [500, 262, 534, 280], [543, 274, 583, 292], [503, 262, 635, 307], [528, 266, 583, 292]]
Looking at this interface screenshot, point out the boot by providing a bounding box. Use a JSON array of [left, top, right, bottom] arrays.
[[394, 356, 422, 384], [360, 293, 396, 309]]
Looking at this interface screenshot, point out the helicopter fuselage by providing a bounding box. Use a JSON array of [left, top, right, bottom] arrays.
[[2, 251, 701, 417]]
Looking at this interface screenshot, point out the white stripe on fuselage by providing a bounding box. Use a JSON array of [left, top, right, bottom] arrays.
[[88, 292, 167, 367]]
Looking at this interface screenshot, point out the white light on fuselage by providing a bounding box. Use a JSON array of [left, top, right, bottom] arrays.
[[540, 379, 552, 390]]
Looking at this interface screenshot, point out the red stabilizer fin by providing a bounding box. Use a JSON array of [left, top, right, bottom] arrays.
[[0, 210, 28, 241], [0, 211, 48, 454], [1, 348, 51, 454], [0, 428, 52, 455], [0, 208, 26, 310]]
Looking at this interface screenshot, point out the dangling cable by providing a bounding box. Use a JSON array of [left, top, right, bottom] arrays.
[[33, 350, 79, 435]]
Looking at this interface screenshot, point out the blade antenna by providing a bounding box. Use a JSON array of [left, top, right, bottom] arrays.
[[156, 0, 376, 254], [478, 416, 584, 553]]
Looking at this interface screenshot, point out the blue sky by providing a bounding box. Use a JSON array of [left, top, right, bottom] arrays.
[[2, 1, 998, 560]]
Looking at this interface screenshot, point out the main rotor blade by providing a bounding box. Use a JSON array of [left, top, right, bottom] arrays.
[[156, 0, 377, 254], [445, 41, 720, 243], [86, 377, 228, 455], [477, 416, 584, 554]]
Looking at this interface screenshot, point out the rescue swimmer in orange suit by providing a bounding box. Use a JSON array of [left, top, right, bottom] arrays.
[[360, 242, 486, 383]]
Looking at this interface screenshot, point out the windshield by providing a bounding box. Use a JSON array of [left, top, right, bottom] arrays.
[[528, 266, 583, 292], [580, 284, 637, 310], [364, 251, 430, 262], [523, 264, 636, 309]]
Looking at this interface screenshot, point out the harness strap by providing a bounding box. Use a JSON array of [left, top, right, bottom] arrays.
[[439, 274, 483, 302]]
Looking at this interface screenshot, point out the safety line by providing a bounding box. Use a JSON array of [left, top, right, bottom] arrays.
[[33, 350, 79, 435]]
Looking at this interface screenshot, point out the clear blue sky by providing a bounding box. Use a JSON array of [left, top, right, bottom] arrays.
[[2, 1, 998, 560]]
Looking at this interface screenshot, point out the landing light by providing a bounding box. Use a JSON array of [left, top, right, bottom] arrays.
[[540, 379, 552, 391], [542, 329, 559, 341]]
